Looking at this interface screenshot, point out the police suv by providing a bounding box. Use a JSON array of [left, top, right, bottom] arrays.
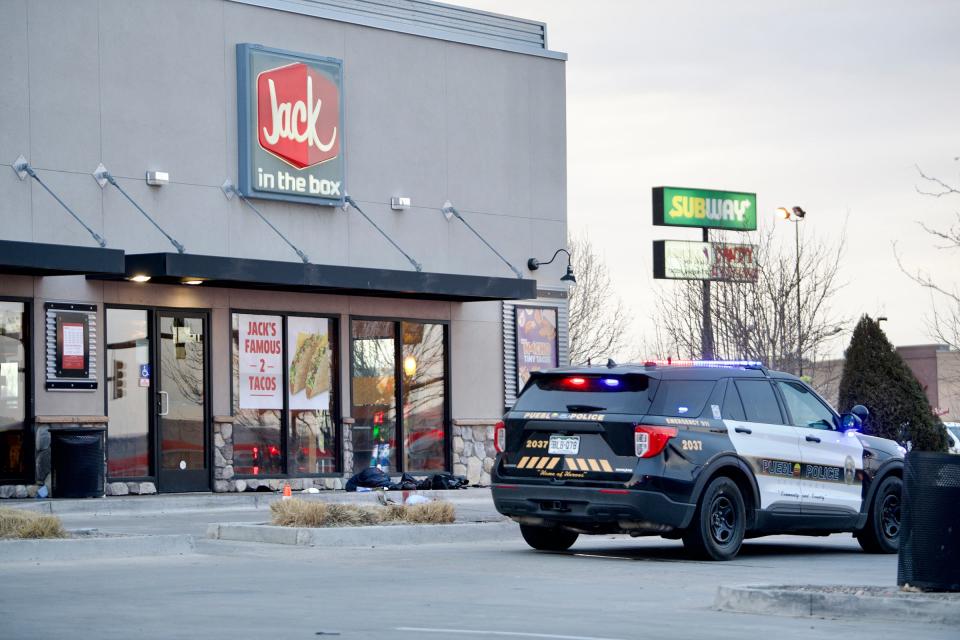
[[491, 361, 904, 561]]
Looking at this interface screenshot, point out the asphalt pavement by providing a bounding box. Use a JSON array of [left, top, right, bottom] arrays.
[[1, 491, 955, 639]]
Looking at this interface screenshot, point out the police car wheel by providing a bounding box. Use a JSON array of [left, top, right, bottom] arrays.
[[856, 476, 902, 554], [519, 524, 579, 551], [682, 476, 746, 561]]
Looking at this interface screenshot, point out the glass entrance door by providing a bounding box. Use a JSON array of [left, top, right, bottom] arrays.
[[156, 312, 208, 492]]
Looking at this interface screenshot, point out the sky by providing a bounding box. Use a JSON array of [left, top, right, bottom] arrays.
[[458, 0, 960, 358]]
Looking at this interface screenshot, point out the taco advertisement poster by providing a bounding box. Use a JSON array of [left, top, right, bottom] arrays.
[[238, 314, 284, 409], [516, 306, 558, 393], [287, 316, 333, 411]]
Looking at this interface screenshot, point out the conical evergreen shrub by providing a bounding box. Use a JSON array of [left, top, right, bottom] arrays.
[[838, 315, 948, 451]]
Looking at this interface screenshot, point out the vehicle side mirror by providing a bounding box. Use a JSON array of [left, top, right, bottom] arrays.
[[840, 413, 862, 432], [851, 404, 870, 421]]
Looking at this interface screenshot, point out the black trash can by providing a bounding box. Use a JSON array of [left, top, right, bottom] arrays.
[[51, 430, 105, 499], [897, 451, 960, 591]]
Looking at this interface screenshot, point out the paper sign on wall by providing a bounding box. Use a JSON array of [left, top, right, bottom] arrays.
[[238, 314, 283, 409], [61, 322, 85, 370]]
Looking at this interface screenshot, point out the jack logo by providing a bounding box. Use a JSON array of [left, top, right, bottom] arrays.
[[257, 62, 340, 169]]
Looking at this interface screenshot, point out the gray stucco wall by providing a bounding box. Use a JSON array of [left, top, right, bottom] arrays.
[[0, 0, 567, 427]]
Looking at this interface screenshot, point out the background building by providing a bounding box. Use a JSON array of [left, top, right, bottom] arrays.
[[0, 0, 568, 497]]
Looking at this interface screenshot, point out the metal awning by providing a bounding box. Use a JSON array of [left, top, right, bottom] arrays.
[[89, 252, 537, 302], [0, 240, 126, 276]]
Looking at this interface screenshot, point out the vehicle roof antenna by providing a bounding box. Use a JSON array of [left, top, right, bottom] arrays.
[[587, 357, 592, 366], [606, 358, 617, 368]]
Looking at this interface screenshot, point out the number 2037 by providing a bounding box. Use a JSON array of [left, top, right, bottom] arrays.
[[681, 440, 703, 451]]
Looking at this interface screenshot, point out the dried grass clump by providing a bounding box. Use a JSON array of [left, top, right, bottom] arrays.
[[0, 508, 67, 539], [270, 498, 455, 528]]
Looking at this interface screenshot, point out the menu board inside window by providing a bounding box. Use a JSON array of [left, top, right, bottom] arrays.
[[515, 306, 558, 393], [45, 302, 98, 390]]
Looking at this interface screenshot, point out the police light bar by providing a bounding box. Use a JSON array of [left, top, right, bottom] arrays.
[[644, 359, 762, 368]]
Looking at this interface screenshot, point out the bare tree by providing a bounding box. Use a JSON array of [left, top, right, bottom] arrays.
[[567, 233, 635, 364], [650, 222, 846, 378], [895, 165, 960, 350]]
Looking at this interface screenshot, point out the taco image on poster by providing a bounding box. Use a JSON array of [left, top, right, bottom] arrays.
[[289, 333, 329, 397], [305, 334, 331, 398]]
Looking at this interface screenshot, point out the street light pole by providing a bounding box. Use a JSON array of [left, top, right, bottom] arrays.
[[702, 227, 715, 359], [776, 206, 806, 377]]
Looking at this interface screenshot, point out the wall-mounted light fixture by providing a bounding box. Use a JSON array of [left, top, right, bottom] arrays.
[[527, 248, 576, 284], [145, 171, 169, 187], [390, 196, 411, 211]]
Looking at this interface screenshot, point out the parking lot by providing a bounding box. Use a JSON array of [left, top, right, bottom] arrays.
[[1, 528, 955, 640]]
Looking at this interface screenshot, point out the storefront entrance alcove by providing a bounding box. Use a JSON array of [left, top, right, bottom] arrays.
[[105, 308, 210, 493]]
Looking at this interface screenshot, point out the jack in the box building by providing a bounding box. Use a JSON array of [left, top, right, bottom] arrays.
[[0, 0, 569, 499]]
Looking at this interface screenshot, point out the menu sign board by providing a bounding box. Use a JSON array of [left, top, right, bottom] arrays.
[[55, 312, 89, 378], [653, 240, 759, 282], [516, 306, 559, 393], [287, 316, 332, 411], [238, 314, 283, 409], [237, 43, 345, 206], [653, 187, 757, 231]]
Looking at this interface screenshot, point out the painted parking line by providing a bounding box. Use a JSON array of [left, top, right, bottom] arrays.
[[396, 627, 627, 640]]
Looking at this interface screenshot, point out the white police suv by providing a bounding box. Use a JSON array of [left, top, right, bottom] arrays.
[[491, 360, 904, 560]]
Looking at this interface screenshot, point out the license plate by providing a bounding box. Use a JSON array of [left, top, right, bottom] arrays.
[[548, 435, 580, 455]]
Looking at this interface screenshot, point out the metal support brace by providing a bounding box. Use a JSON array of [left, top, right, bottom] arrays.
[[221, 180, 309, 264], [344, 195, 422, 272], [93, 164, 185, 254], [441, 201, 522, 279], [12, 155, 107, 248]]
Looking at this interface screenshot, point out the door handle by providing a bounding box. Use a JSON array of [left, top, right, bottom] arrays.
[[158, 391, 169, 416], [735, 427, 752, 434], [806, 435, 821, 443]]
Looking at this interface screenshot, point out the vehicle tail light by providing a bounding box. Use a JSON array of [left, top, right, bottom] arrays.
[[494, 421, 506, 453], [634, 425, 678, 458]]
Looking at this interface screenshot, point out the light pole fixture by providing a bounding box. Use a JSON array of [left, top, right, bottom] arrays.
[[527, 248, 576, 284], [776, 206, 806, 375]]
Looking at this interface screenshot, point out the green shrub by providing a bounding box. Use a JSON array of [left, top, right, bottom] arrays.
[[838, 315, 948, 451]]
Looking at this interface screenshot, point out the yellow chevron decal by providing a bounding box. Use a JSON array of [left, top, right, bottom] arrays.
[[517, 456, 530, 469], [576, 458, 590, 472], [588, 459, 601, 472], [527, 456, 541, 469], [599, 459, 613, 472], [546, 457, 560, 470], [536, 457, 551, 469], [565, 458, 579, 470]]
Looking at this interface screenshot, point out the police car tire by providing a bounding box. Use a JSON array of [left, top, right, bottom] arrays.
[[855, 475, 901, 554], [682, 476, 746, 561], [519, 524, 579, 551]]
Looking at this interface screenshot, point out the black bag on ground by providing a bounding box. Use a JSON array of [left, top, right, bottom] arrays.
[[415, 472, 470, 490], [345, 467, 393, 492]]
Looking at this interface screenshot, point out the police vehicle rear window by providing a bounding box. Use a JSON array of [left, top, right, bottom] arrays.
[[647, 380, 716, 418], [513, 375, 652, 414]]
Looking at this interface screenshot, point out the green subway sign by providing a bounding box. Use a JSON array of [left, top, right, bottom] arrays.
[[652, 187, 757, 231]]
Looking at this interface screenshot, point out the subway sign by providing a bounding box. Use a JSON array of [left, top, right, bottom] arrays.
[[237, 44, 345, 206], [653, 240, 758, 282], [652, 187, 757, 231]]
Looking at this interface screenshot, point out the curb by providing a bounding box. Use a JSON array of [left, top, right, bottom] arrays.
[[11, 488, 492, 517], [714, 585, 960, 626], [0, 534, 196, 564], [207, 520, 518, 547]]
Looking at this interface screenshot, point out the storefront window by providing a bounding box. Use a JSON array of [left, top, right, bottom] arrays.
[[351, 319, 447, 473], [0, 301, 28, 482], [287, 316, 337, 474], [232, 313, 283, 475], [232, 312, 338, 476], [351, 321, 397, 471], [402, 322, 446, 472], [106, 309, 151, 478]]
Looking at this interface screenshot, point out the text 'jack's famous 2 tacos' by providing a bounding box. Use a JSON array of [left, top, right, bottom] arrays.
[[289, 333, 331, 398]]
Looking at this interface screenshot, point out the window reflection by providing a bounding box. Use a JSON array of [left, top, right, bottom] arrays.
[[402, 323, 445, 472], [106, 309, 151, 478], [0, 302, 27, 480], [351, 321, 397, 471]]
